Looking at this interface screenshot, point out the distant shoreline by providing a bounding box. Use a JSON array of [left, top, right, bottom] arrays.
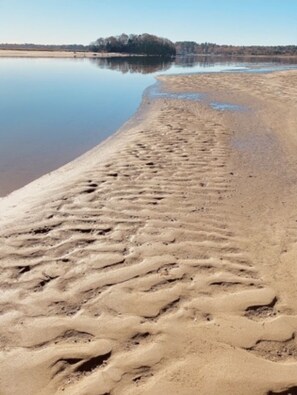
[[1, 49, 297, 59], [0, 50, 147, 58], [179, 53, 297, 59]]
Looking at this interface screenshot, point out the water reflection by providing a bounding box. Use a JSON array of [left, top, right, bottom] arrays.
[[175, 55, 297, 68], [91, 55, 297, 74], [174, 56, 240, 68], [91, 56, 173, 74]]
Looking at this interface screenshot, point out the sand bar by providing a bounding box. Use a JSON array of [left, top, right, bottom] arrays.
[[0, 71, 297, 394]]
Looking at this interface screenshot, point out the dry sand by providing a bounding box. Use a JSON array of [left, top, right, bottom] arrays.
[[0, 70, 297, 395]]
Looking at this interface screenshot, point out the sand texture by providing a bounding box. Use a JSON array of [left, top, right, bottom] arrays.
[[0, 71, 297, 394]]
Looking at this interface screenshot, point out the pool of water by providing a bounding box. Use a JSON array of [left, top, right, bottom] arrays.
[[210, 102, 246, 111], [148, 83, 248, 112], [0, 55, 296, 196]]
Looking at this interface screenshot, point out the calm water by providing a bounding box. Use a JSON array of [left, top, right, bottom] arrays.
[[0, 56, 297, 196]]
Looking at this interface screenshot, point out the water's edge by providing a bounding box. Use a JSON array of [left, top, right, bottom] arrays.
[[0, 77, 160, 225], [1, 66, 297, 224]]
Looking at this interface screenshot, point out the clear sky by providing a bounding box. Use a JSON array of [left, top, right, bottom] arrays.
[[0, 0, 296, 46]]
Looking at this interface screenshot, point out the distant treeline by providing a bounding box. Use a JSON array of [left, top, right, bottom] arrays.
[[90, 34, 176, 56], [1, 35, 297, 57], [0, 43, 88, 51], [175, 41, 297, 56]]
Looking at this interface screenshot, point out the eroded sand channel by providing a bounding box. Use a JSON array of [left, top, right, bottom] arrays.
[[0, 71, 297, 395]]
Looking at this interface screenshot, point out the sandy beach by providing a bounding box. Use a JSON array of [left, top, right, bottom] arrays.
[[0, 70, 297, 395]]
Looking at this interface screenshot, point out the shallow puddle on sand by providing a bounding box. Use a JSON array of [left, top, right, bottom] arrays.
[[210, 102, 246, 111], [150, 84, 247, 114], [148, 84, 204, 102]]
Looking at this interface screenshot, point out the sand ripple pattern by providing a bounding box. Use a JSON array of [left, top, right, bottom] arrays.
[[1, 72, 297, 394]]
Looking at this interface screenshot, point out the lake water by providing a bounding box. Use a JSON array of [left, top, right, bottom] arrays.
[[0, 56, 297, 196]]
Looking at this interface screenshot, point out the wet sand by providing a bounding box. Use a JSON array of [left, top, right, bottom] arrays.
[[0, 71, 297, 394]]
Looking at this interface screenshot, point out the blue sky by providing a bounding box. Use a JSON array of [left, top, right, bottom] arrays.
[[0, 0, 296, 45]]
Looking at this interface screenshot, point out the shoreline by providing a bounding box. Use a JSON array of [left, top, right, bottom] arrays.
[[176, 53, 297, 59], [1, 70, 297, 394], [1, 49, 297, 60], [0, 81, 154, 227], [0, 49, 148, 58]]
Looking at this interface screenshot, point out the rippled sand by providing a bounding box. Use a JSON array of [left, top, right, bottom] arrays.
[[0, 71, 297, 395]]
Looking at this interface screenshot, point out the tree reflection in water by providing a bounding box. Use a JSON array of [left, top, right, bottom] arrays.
[[91, 55, 297, 75], [91, 56, 173, 74]]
